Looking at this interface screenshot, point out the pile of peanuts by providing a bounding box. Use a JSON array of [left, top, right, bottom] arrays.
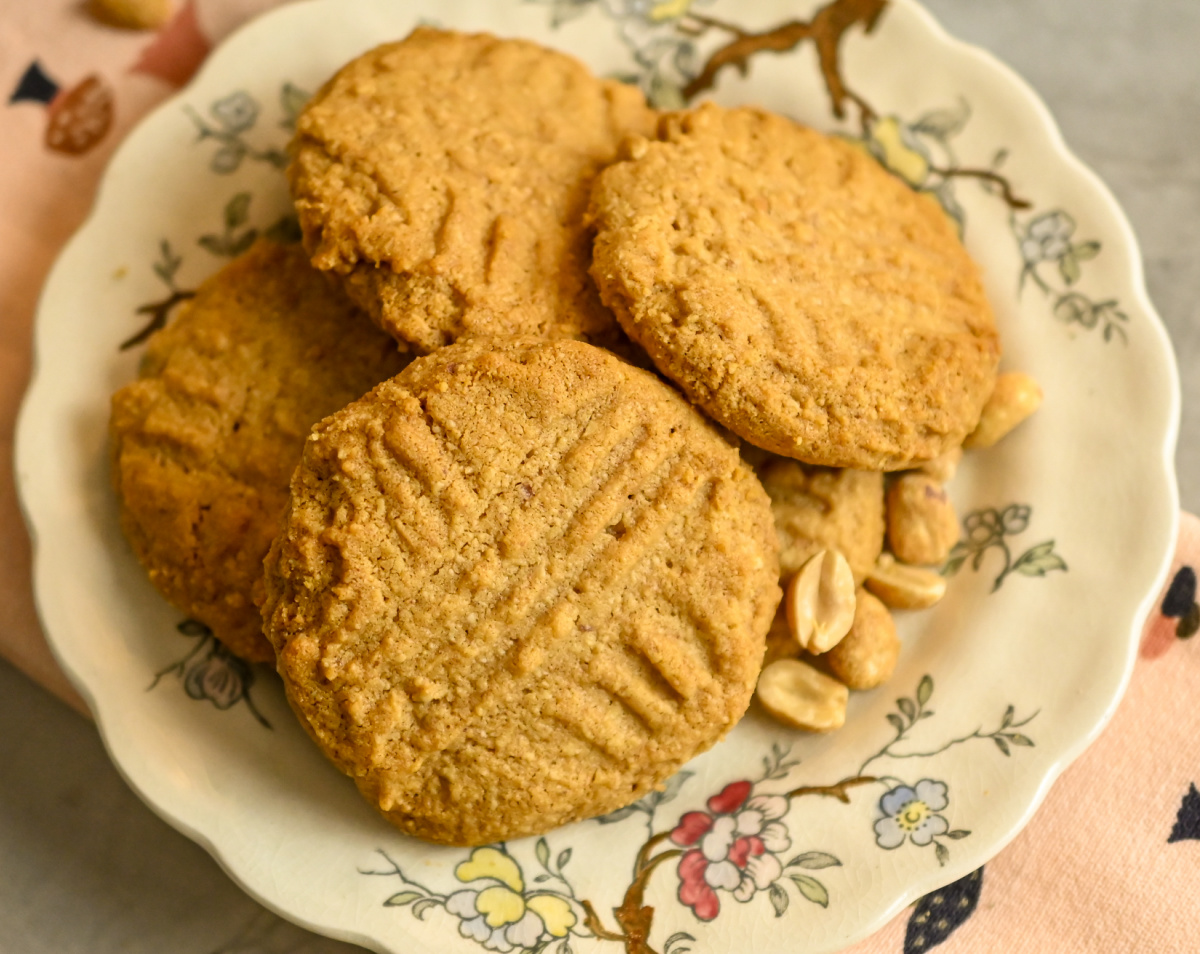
[[756, 372, 1042, 732]]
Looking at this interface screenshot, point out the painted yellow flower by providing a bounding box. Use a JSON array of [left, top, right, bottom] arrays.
[[456, 847, 524, 892], [649, 0, 692, 21], [867, 116, 931, 188], [447, 847, 577, 952]]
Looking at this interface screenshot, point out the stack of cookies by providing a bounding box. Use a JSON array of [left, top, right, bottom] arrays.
[[110, 27, 1036, 847]]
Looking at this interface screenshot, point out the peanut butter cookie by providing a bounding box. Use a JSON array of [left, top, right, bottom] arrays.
[[754, 455, 885, 585], [110, 241, 408, 662], [262, 336, 780, 845], [589, 103, 1001, 470], [288, 28, 655, 353]]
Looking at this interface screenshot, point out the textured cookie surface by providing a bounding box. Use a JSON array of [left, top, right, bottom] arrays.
[[262, 337, 780, 845], [755, 456, 884, 585], [288, 28, 655, 353], [110, 241, 408, 662], [589, 103, 1001, 470]]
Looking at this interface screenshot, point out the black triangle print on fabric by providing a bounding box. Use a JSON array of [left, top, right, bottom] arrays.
[[904, 867, 984, 953], [1161, 567, 1197, 618], [1168, 783, 1200, 843], [1161, 566, 1200, 638], [9, 60, 59, 105]]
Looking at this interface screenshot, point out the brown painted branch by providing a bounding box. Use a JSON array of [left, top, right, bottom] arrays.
[[580, 898, 628, 943], [634, 830, 673, 874], [928, 165, 1033, 210], [787, 775, 878, 803], [682, 20, 813, 100], [682, 0, 889, 121], [120, 289, 195, 350], [608, 847, 685, 954], [638, 848, 683, 882]]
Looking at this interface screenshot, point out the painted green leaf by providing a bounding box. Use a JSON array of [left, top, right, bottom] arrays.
[[557, 848, 572, 870], [917, 674, 934, 707], [898, 697, 916, 722], [225, 192, 252, 230], [534, 874, 550, 883], [411, 898, 439, 920], [945, 829, 971, 840], [1059, 252, 1081, 286], [912, 98, 970, 139], [1000, 704, 1014, 728], [934, 841, 950, 867], [658, 770, 694, 806], [1013, 541, 1067, 577], [384, 891, 423, 907], [993, 735, 1011, 756], [264, 214, 302, 244], [789, 874, 829, 907], [769, 881, 789, 917], [198, 234, 227, 256], [597, 805, 638, 824], [177, 618, 210, 637], [536, 837, 550, 869], [787, 851, 841, 870], [280, 81, 310, 128], [887, 713, 905, 734], [663, 931, 696, 954], [1007, 733, 1035, 747], [942, 550, 967, 577], [1073, 240, 1101, 261]]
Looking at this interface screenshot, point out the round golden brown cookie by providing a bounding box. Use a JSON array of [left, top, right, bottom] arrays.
[[109, 241, 408, 662], [262, 336, 780, 845], [588, 103, 1001, 470], [754, 455, 884, 585], [288, 28, 655, 354]]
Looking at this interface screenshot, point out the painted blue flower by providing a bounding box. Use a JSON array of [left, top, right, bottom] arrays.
[[874, 780, 949, 849], [597, 0, 716, 107], [1020, 210, 1074, 265]]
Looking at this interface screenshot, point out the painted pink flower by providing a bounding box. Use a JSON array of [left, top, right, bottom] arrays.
[[669, 780, 791, 921]]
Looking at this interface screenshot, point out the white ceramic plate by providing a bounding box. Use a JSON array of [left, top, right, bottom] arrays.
[[16, 1, 1180, 952]]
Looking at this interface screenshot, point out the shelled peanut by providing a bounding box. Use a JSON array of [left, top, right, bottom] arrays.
[[755, 370, 1043, 733]]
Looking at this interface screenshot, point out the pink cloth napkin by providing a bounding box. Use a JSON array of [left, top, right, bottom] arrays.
[[2, 4, 1196, 953]]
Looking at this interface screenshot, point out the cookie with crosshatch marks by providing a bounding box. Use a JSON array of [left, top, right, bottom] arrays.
[[287, 27, 655, 354], [109, 241, 408, 662], [261, 336, 780, 845], [588, 102, 1001, 471]]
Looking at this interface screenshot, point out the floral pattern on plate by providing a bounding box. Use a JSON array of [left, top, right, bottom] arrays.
[[362, 676, 1036, 952]]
